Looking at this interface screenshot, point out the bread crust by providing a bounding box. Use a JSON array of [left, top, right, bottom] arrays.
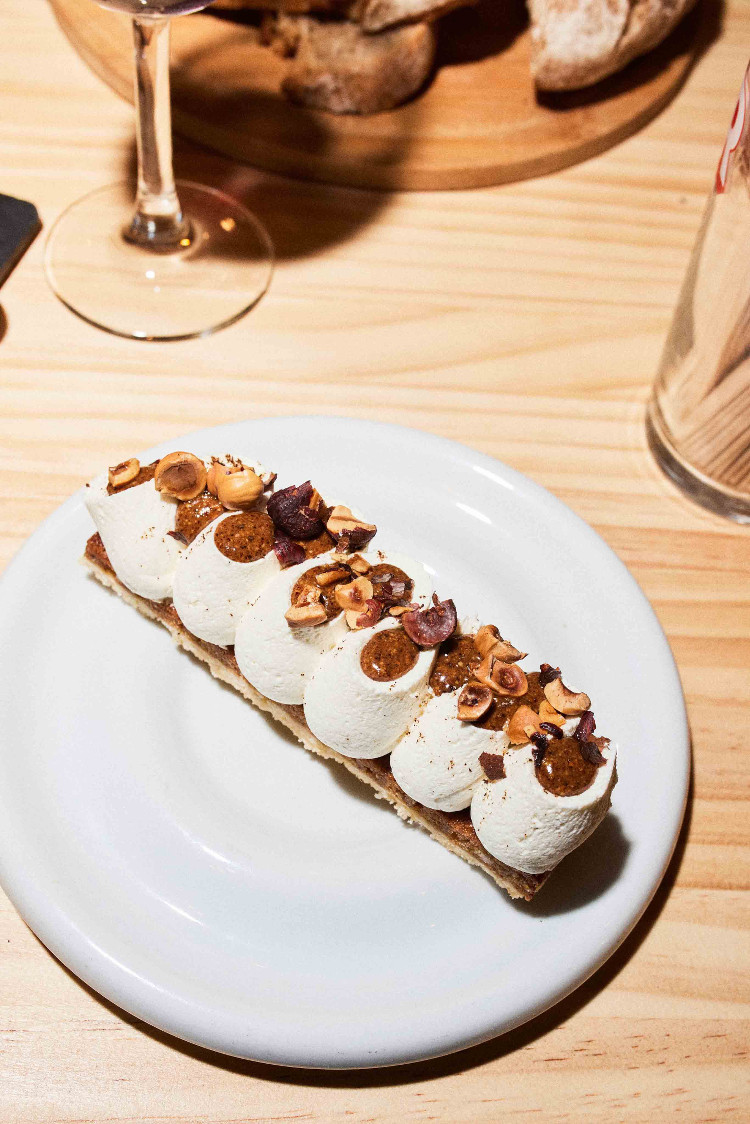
[[278, 17, 437, 113], [531, 0, 700, 90]]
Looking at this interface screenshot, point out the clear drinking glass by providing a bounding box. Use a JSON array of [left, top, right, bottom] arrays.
[[647, 63, 750, 522], [45, 0, 273, 341]]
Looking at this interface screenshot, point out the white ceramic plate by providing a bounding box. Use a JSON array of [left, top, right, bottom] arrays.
[[0, 417, 688, 1069]]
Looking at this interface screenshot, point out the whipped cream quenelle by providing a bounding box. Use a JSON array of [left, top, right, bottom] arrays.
[[390, 689, 506, 812], [172, 510, 280, 647], [470, 723, 617, 874], [235, 550, 432, 706], [85, 469, 182, 601], [304, 616, 437, 759]]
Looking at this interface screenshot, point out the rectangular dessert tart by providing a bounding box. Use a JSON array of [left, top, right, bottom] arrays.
[[82, 451, 617, 901]]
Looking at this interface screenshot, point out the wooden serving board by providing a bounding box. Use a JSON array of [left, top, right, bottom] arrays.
[[51, 0, 707, 190]]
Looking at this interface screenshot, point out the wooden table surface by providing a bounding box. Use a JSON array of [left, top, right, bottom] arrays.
[[2, 1, 749, 1120]]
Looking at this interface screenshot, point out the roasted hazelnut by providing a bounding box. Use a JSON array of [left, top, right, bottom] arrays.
[[457, 683, 493, 722], [108, 457, 140, 489], [315, 566, 351, 587], [291, 581, 322, 608], [506, 705, 544, 745], [389, 605, 409, 617], [475, 655, 528, 697], [401, 596, 457, 647], [348, 554, 371, 574], [308, 488, 327, 517], [326, 505, 376, 537], [334, 576, 374, 612], [538, 699, 565, 724], [285, 602, 327, 628], [543, 677, 591, 716], [474, 624, 527, 663], [216, 466, 264, 509], [345, 599, 382, 630], [206, 458, 225, 497], [154, 452, 207, 501]]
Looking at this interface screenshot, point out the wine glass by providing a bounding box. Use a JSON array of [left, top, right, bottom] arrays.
[[45, 0, 273, 341]]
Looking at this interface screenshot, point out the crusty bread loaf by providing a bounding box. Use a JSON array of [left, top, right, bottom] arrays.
[[354, 0, 477, 34], [212, 0, 699, 112], [274, 16, 437, 113], [529, 0, 699, 90]]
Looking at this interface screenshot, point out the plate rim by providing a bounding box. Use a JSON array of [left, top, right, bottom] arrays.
[[0, 415, 689, 1069]]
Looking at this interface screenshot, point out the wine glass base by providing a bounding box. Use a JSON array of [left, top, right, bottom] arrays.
[[45, 181, 273, 341], [646, 404, 750, 525]]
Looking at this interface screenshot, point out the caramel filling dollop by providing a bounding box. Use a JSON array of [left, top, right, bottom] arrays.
[[535, 736, 597, 797], [214, 511, 275, 563], [176, 493, 226, 544], [368, 563, 414, 604], [429, 635, 480, 695], [298, 529, 336, 559], [360, 629, 419, 682]]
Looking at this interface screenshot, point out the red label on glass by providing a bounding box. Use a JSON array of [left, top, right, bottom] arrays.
[[716, 67, 749, 194]]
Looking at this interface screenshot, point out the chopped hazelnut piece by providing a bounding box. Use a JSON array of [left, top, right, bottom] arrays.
[[348, 554, 371, 574], [506, 705, 544, 745], [308, 488, 327, 517], [216, 465, 264, 509], [285, 602, 327, 628], [154, 452, 207, 501], [538, 699, 565, 724], [345, 599, 382, 630], [108, 458, 140, 489], [315, 566, 351, 587], [543, 677, 591, 716], [325, 506, 377, 551], [389, 605, 409, 617], [206, 458, 226, 497], [457, 683, 493, 721], [292, 582, 322, 607], [267, 481, 326, 540], [334, 576, 374, 612], [475, 655, 528, 697], [326, 505, 376, 536], [474, 624, 527, 664]]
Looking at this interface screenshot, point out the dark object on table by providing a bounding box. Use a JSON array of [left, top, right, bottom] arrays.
[[0, 194, 41, 288]]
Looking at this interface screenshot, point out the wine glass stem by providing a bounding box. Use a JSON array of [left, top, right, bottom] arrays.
[[125, 16, 191, 251]]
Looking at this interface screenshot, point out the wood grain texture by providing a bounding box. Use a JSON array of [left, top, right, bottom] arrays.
[[1, 0, 750, 1119], [50, 0, 708, 189]]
